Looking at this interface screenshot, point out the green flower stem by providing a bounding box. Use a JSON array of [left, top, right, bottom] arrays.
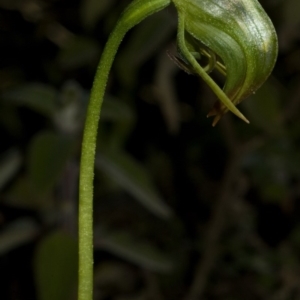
[[175, 12, 250, 126], [78, 1, 170, 300]]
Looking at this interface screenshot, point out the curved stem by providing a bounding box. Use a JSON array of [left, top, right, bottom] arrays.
[[78, 1, 170, 300], [176, 13, 249, 126]]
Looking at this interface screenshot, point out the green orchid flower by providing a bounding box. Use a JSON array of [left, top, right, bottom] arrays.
[[78, 1, 278, 299], [173, 0, 278, 125]]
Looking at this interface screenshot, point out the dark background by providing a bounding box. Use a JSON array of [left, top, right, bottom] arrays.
[[1, 0, 300, 299]]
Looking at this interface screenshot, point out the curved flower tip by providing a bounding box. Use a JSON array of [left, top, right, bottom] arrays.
[[172, 0, 278, 125]]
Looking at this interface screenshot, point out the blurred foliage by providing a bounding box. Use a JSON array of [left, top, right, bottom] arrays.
[[34, 231, 78, 300], [0, 0, 300, 299]]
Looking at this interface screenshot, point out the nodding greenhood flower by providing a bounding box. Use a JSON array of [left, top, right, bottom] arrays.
[[171, 0, 278, 125]]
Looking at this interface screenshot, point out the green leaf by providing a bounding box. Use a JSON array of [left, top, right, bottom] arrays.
[[95, 228, 173, 272], [28, 131, 74, 192], [96, 149, 172, 219], [34, 231, 78, 300], [1, 83, 58, 117]]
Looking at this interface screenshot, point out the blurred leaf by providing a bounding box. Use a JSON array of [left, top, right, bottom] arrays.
[[34, 231, 78, 300], [0, 0, 22, 10], [0, 218, 39, 255], [114, 293, 148, 300], [261, 183, 287, 201], [5, 176, 51, 209], [1, 83, 58, 117], [101, 95, 134, 122], [54, 81, 87, 134], [243, 138, 297, 202], [96, 150, 172, 219], [100, 95, 136, 148], [57, 36, 100, 70], [95, 228, 173, 272], [290, 225, 300, 249], [94, 262, 137, 296], [282, 0, 300, 27], [0, 148, 22, 191], [28, 131, 74, 193], [80, 0, 117, 29], [0, 104, 23, 135], [116, 10, 175, 87], [244, 78, 283, 135]]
